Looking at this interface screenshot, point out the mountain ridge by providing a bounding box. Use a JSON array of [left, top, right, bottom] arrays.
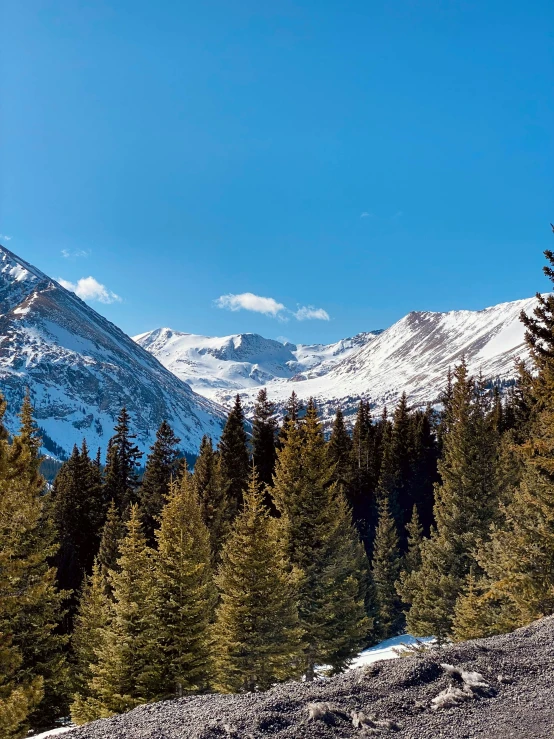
[[135, 295, 536, 422], [0, 244, 226, 458]]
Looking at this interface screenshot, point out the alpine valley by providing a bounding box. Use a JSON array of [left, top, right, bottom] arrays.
[[0, 243, 536, 458]]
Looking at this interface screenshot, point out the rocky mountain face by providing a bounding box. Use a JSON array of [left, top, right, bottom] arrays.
[[136, 297, 536, 424], [0, 245, 226, 459]]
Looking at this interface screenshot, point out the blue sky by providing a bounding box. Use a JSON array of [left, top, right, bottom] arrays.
[[1, 0, 553, 344]]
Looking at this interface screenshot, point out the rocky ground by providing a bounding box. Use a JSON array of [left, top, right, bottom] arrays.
[[63, 616, 554, 738]]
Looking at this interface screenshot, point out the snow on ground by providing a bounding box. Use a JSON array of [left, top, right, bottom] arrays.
[[28, 728, 73, 739], [349, 634, 436, 669]]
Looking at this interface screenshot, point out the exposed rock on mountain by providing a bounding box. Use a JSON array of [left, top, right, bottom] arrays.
[[0, 245, 226, 458]]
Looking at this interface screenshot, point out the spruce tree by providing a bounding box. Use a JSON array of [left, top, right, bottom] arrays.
[[1, 395, 69, 730], [87, 506, 157, 717], [150, 471, 214, 697], [139, 420, 181, 543], [103, 407, 143, 514], [273, 400, 370, 677], [217, 394, 250, 522], [399, 363, 501, 642], [97, 500, 125, 592], [251, 388, 278, 492], [193, 435, 227, 557], [401, 504, 424, 577], [371, 497, 402, 640], [328, 406, 352, 491], [69, 562, 110, 724], [278, 391, 303, 445], [213, 466, 302, 692], [451, 572, 495, 642], [52, 441, 106, 628]]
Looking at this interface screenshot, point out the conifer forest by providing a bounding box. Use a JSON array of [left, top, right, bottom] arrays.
[[4, 250, 554, 738]]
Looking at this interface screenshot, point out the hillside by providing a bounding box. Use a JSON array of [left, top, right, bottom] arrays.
[[0, 245, 226, 458], [57, 616, 554, 738], [136, 297, 536, 422]]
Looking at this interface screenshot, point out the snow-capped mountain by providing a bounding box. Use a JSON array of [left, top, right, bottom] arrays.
[[133, 328, 380, 397], [136, 297, 536, 423], [0, 245, 226, 458]]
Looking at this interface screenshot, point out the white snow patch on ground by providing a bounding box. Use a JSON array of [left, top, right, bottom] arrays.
[[27, 727, 73, 739], [350, 634, 435, 668]]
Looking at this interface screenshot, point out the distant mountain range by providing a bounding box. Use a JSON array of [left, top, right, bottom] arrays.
[[0, 243, 536, 459], [0, 245, 226, 459], [135, 297, 535, 423]]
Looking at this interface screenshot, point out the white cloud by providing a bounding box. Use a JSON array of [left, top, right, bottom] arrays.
[[360, 212, 373, 218], [215, 292, 330, 321], [61, 248, 90, 258], [58, 276, 122, 304], [294, 306, 330, 321], [0, 234, 12, 241], [215, 292, 286, 317]]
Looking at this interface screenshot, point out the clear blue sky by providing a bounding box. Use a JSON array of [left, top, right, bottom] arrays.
[[1, 0, 553, 343]]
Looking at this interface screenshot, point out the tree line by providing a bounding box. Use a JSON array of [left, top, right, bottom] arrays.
[[3, 249, 554, 738]]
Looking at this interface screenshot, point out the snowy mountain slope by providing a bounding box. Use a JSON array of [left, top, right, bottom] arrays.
[[0, 245, 226, 458], [136, 297, 536, 423], [133, 328, 380, 397]]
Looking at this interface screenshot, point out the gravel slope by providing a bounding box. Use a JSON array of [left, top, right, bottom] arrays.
[[64, 616, 554, 738]]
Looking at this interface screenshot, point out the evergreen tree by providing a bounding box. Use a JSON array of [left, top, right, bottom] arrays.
[[401, 504, 424, 577], [97, 500, 125, 591], [139, 420, 181, 543], [150, 471, 214, 697], [371, 497, 402, 640], [103, 407, 143, 514], [377, 393, 415, 545], [87, 506, 157, 717], [451, 572, 495, 642], [251, 388, 278, 492], [273, 400, 370, 678], [278, 391, 303, 445], [328, 406, 352, 491], [52, 441, 106, 629], [1, 395, 69, 730], [69, 562, 110, 724], [213, 466, 302, 692], [217, 395, 249, 522], [409, 406, 439, 534], [193, 436, 227, 558], [348, 400, 379, 552], [399, 363, 501, 642]]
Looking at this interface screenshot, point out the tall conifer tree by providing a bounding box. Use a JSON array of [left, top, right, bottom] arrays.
[[273, 400, 370, 678], [139, 420, 181, 543], [213, 466, 302, 692], [103, 407, 143, 514], [371, 497, 402, 639], [193, 436, 227, 557], [150, 472, 214, 697], [251, 389, 278, 492], [217, 395, 249, 522]]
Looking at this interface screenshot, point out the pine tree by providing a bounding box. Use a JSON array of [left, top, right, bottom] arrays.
[[377, 393, 415, 545], [217, 395, 249, 522], [328, 406, 352, 491], [348, 400, 379, 552], [399, 363, 501, 642], [402, 504, 424, 576], [409, 406, 439, 534], [0, 632, 43, 739], [150, 471, 214, 698], [371, 497, 402, 640], [97, 500, 125, 591], [1, 394, 69, 730], [139, 420, 181, 543], [251, 388, 278, 492], [213, 466, 302, 692], [87, 506, 157, 717], [103, 407, 143, 515], [278, 391, 303, 445], [193, 435, 227, 558], [273, 400, 370, 677], [69, 562, 110, 724], [451, 572, 495, 642], [52, 441, 106, 629]]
